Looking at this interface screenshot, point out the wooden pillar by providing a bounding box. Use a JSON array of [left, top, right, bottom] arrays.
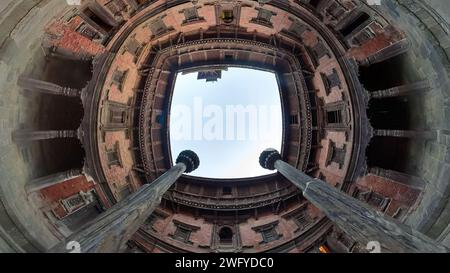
[[12, 130, 78, 142], [17, 77, 81, 97], [25, 169, 83, 193], [48, 150, 199, 253], [369, 81, 430, 99], [259, 149, 448, 253]]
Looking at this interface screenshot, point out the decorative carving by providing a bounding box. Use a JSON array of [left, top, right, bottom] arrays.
[[325, 140, 346, 169], [250, 8, 277, 28], [252, 220, 283, 244], [169, 220, 200, 244], [281, 17, 309, 39], [147, 15, 175, 38], [106, 141, 123, 168], [320, 68, 341, 95], [306, 40, 331, 67], [180, 6, 205, 25], [123, 36, 144, 62], [111, 69, 129, 92]]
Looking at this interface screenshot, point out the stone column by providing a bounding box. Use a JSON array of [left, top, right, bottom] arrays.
[[259, 149, 448, 253], [369, 81, 430, 99], [373, 129, 437, 140], [17, 77, 81, 97], [12, 130, 78, 142], [25, 169, 83, 193], [48, 150, 199, 253]]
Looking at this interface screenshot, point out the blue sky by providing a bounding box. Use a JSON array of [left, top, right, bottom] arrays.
[[169, 67, 282, 178]]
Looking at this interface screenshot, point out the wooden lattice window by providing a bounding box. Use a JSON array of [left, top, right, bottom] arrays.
[[252, 221, 283, 244], [76, 23, 101, 40], [221, 10, 234, 24], [290, 114, 299, 125], [170, 220, 200, 244], [173, 226, 192, 242]]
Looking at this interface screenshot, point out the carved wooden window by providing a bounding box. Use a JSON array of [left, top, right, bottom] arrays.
[[323, 101, 348, 132], [287, 19, 308, 37], [109, 110, 126, 124], [326, 110, 342, 124], [293, 210, 312, 232], [105, 1, 121, 16], [181, 7, 204, 24], [221, 10, 234, 24], [106, 141, 122, 168], [340, 12, 371, 37], [224, 54, 233, 61], [148, 16, 173, 37], [61, 190, 95, 214], [290, 114, 299, 125], [112, 69, 128, 92], [114, 0, 127, 11], [173, 226, 192, 242], [222, 186, 232, 196], [392, 207, 406, 220], [116, 184, 132, 200], [103, 100, 130, 131], [82, 7, 114, 32], [352, 27, 376, 46], [337, 232, 356, 251], [312, 41, 330, 60], [107, 150, 120, 166], [250, 8, 276, 28], [325, 140, 346, 168], [366, 192, 390, 211], [354, 189, 391, 212], [62, 194, 85, 212], [124, 37, 143, 61], [262, 227, 278, 243], [321, 69, 341, 95], [105, 0, 127, 17], [307, 41, 331, 67], [76, 23, 101, 40], [170, 220, 200, 244], [252, 221, 283, 244], [325, 2, 348, 21]]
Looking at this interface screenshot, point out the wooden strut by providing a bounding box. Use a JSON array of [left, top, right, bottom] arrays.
[[273, 159, 449, 253], [49, 150, 199, 253], [258, 148, 449, 253]]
